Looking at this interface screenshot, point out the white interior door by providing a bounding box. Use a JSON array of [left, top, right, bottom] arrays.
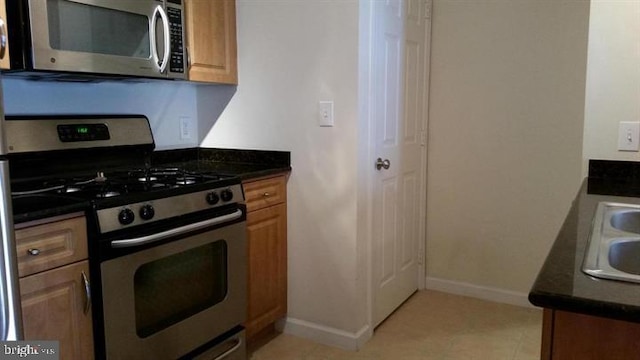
[[372, 0, 430, 327]]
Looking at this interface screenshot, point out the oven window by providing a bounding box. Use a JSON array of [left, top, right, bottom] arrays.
[[134, 241, 227, 338], [46, 0, 150, 58]]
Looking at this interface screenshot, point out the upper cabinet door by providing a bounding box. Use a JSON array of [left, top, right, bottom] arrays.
[[0, 0, 10, 70], [185, 0, 238, 84]]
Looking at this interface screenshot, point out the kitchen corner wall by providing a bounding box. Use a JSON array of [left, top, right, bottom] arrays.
[[582, 0, 640, 175], [199, 0, 364, 343], [426, 0, 589, 297], [1, 78, 202, 150]]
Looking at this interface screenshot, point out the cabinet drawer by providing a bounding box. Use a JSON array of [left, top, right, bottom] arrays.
[[243, 175, 287, 212], [16, 216, 88, 277]]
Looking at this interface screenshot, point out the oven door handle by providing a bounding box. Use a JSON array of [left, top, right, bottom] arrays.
[[110, 209, 243, 248], [213, 337, 242, 360]]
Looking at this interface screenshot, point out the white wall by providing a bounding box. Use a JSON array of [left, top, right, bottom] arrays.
[[582, 0, 640, 175], [1, 78, 212, 150], [200, 0, 366, 343], [426, 0, 589, 296]]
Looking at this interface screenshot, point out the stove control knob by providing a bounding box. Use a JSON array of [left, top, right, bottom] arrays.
[[206, 192, 220, 205], [139, 205, 155, 220], [220, 189, 233, 202], [118, 208, 135, 225]]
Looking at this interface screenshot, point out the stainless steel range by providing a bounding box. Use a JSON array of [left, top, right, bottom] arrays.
[[7, 115, 247, 360]]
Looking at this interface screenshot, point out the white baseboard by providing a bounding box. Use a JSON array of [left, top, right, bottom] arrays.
[[276, 317, 372, 351], [275, 279, 531, 350], [425, 277, 534, 308]]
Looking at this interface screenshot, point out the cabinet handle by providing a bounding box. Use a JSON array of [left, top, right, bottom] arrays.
[[81, 271, 91, 315], [27, 248, 40, 256], [262, 192, 271, 197]]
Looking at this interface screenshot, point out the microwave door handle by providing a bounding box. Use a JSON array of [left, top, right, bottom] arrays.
[[157, 6, 170, 74], [149, 6, 162, 72], [0, 18, 6, 60]]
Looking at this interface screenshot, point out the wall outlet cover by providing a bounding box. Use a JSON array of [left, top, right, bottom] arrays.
[[180, 116, 193, 140]]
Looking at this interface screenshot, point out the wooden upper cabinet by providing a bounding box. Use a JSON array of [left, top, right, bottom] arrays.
[[0, 0, 10, 70], [185, 0, 238, 84]]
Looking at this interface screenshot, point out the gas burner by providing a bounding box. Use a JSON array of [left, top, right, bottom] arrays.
[[97, 191, 120, 198], [138, 176, 158, 183], [175, 177, 196, 185], [95, 172, 108, 183], [150, 168, 181, 176]]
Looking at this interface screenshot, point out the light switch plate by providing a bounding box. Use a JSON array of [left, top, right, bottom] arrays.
[[318, 101, 334, 127], [618, 121, 640, 151]]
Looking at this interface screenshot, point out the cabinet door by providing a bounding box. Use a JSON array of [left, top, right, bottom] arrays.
[[20, 261, 94, 360], [185, 0, 238, 84], [544, 309, 640, 359], [246, 203, 287, 339], [0, 0, 9, 69]]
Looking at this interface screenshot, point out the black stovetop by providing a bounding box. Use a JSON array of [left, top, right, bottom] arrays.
[[11, 167, 233, 200]]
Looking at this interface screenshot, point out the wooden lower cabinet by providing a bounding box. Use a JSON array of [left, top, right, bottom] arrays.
[[15, 215, 93, 360], [244, 175, 288, 340], [20, 260, 94, 360], [542, 309, 640, 359]]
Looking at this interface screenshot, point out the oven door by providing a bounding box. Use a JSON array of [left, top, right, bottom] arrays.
[[100, 217, 246, 360], [26, 0, 185, 79]]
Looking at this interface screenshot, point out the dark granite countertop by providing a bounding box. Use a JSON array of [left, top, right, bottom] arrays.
[[12, 195, 90, 224], [529, 162, 640, 323], [151, 147, 292, 181]]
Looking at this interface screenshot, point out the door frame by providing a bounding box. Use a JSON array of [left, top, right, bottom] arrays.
[[357, 0, 432, 339]]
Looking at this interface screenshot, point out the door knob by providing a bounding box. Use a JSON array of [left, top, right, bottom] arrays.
[[375, 158, 390, 170]]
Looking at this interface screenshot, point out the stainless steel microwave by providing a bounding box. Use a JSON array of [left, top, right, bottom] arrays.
[[6, 0, 187, 79]]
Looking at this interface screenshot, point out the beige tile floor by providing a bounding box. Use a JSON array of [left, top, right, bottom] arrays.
[[250, 290, 542, 360]]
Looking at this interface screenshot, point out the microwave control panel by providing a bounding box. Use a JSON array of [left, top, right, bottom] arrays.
[[168, 7, 185, 74]]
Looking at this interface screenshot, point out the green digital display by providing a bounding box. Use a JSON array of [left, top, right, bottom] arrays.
[[58, 123, 110, 142]]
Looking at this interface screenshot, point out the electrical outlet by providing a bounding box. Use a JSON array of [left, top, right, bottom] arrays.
[[180, 116, 192, 140], [618, 121, 640, 151]]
